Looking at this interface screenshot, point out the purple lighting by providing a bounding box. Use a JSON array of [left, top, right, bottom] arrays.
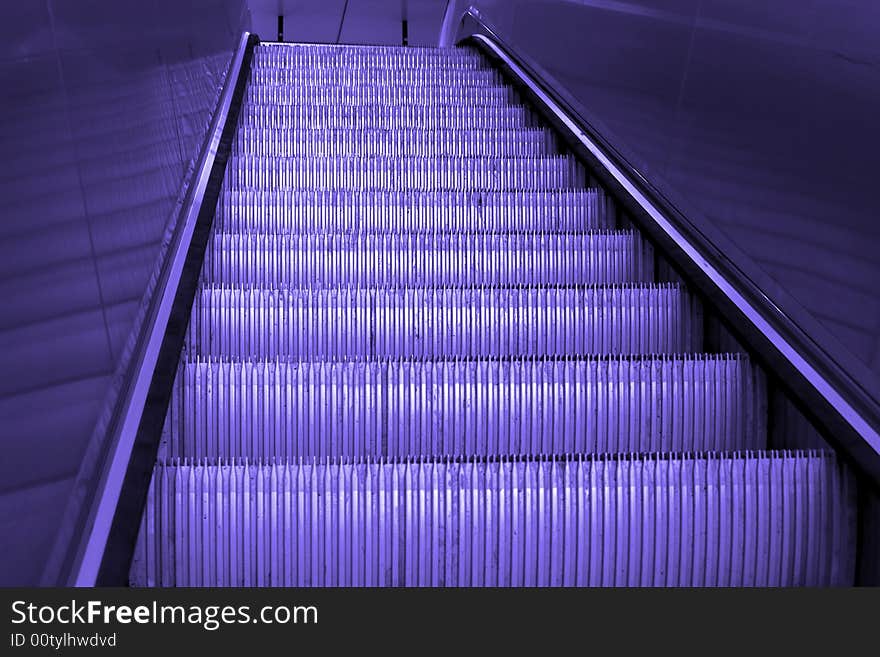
[[0, 0, 876, 591], [132, 453, 855, 586], [127, 41, 858, 587]]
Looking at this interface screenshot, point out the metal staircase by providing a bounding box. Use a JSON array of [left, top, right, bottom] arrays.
[[128, 43, 857, 587]]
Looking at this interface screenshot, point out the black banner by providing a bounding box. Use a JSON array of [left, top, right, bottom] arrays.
[[0, 588, 876, 653]]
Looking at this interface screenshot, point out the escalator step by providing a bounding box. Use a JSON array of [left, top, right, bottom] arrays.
[[202, 232, 651, 287], [215, 189, 606, 233], [244, 84, 519, 106], [252, 47, 486, 70], [187, 285, 700, 358], [239, 104, 539, 129], [232, 128, 558, 158], [223, 155, 586, 190], [130, 452, 854, 587], [249, 67, 505, 86], [161, 355, 766, 459]]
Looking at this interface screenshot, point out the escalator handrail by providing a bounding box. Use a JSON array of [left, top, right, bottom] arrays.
[[59, 31, 256, 586], [451, 7, 880, 478]]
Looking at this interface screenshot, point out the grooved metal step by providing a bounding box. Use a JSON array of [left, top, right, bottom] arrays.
[[187, 285, 700, 358], [215, 189, 606, 233], [224, 155, 585, 190], [131, 453, 855, 587], [161, 355, 766, 459], [201, 232, 652, 287], [239, 104, 540, 129], [252, 47, 487, 70], [232, 128, 558, 158], [249, 67, 505, 86], [245, 84, 519, 106]]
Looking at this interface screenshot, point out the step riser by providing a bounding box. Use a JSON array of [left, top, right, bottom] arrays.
[[215, 189, 606, 233], [249, 69, 505, 86], [162, 357, 766, 458], [202, 233, 651, 287], [188, 286, 700, 358], [239, 106, 537, 129], [252, 52, 486, 71], [244, 86, 519, 106], [231, 129, 558, 158], [253, 51, 485, 62], [223, 156, 586, 191], [131, 454, 855, 587]]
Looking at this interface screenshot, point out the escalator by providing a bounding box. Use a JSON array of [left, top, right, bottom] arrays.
[[125, 42, 859, 586]]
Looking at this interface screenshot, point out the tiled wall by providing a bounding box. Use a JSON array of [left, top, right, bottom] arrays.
[[0, 0, 250, 585]]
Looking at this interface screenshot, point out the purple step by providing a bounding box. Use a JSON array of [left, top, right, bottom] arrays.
[[202, 232, 651, 287], [131, 452, 855, 587], [249, 66, 505, 87], [244, 84, 519, 106], [215, 189, 607, 233], [161, 355, 765, 459], [239, 104, 539, 130], [232, 128, 558, 158], [251, 45, 487, 70], [223, 155, 586, 190], [187, 285, 700, 358]]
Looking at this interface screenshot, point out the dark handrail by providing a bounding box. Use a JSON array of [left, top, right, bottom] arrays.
[[450, 7, 880, 483], [44, 31, 258, 586]]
